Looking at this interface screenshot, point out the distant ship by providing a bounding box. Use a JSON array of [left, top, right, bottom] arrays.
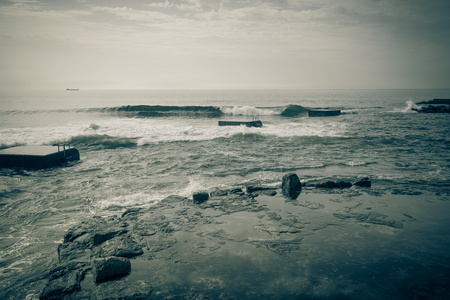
[[66, 88, 79, 91]]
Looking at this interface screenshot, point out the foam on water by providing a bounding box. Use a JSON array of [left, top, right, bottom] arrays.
[[95, 192, 161, 210]]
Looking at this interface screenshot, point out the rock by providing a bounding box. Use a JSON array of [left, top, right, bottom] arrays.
[[93, 257, 131, 283], [261, 190, 277, 196], [281, 173, 302, 199], [280, 105, 309, 117], [58, 241, 92, 263], [40, 263, 89, 300], [308, 109, 341, 117], [63, 217, 128, 247], [193, 192, 209, 204], [93, 223, 128, 246], [354, 178, 371, 188], [316, 181, 352, 189], [417, 99, 450, 105], [246, 186, 276, 194], [96, 234, 143, 258], [413, 105, 450, 113]]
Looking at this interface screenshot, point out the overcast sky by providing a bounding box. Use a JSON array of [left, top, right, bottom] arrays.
[[1, 0, 449, 90]]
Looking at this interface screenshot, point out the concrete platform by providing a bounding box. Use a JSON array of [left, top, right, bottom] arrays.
[[308, 109, 341, 117], [0, 146, 80, 169], [218, 120, 263, 127]]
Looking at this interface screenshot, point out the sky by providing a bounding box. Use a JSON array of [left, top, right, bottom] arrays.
[[0, 0, 449, 90]]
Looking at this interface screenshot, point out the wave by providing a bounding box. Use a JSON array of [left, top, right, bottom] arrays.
[[392, 101, 421, 113], [99, 104, 341, 118], [105, 105, 223, 118]]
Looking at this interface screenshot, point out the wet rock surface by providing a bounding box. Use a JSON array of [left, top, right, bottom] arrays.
[[93, 256, 131, 282], [39, 174, 450, 299], [281, 173, 302, 199]]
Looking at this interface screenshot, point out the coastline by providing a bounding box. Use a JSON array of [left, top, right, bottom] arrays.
[[38, 178, 450, 299]]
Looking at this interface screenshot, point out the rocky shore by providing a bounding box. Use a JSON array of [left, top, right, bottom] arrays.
[[39, 175, 449, 299], [413, 99, 450, 113]]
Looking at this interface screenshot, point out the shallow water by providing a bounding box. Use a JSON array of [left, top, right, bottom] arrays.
[[0, 89, 449, 298]]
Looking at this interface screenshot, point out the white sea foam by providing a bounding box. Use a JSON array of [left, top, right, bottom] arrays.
[[0, 115, 349, 148], [396, 100, 420, 113], [96, 192, 161, 209]]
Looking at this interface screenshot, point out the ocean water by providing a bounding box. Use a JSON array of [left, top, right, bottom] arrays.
[[0, 89, 450, 298]]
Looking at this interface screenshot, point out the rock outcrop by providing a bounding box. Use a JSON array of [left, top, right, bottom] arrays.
[[93, 256, 131, 282], [280, 105, 309, 117], [414, 99, 450, 113], [40, 217, 148, 300], [281, 105, 341, 117]]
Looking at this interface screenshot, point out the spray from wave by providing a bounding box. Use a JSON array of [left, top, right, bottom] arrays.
[[402, 101, 421, 113], [221, 106, 280, 116]]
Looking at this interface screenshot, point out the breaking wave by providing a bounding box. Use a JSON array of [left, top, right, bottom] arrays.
[[101, 105, 294, 118], [68, 134, 139, 150]]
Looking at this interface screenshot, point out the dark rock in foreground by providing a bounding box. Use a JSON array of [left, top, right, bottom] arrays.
[[282, 173, 302, 199], [40, 216, 145, 299]]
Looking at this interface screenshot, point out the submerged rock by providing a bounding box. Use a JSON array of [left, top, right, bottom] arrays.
[[282, 173, 302, 199], [246, 186, 276, 193], [354, 178, 371, 188], [316, 181, 352, 189], [93, 256, 131, 283], [94, 280, 153, 300]]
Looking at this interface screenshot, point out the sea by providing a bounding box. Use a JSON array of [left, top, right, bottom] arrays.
[[0, 89, 449, 299]]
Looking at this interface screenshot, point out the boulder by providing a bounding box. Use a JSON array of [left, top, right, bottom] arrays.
[[93, 257, 131, 283], [193, 192, 209, 204], [281, 105, 309, 117], [281, 173, 302, 199], [316, 181, 352, 189]]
